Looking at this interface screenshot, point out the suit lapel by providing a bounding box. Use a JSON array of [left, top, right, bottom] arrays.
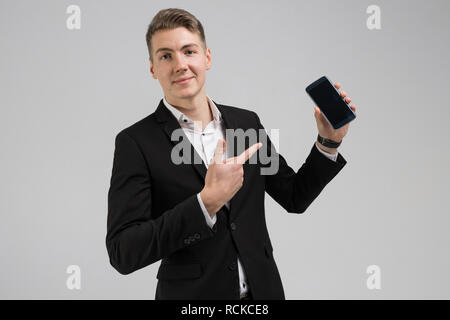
[[155, 99, 207, 181], [154, 99, 241, 219]]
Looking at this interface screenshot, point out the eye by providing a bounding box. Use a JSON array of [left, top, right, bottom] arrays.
[[186, 50, 195, 55], [161, 53, 170, 60]]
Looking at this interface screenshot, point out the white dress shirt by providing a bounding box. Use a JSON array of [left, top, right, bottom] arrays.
[[162, 95, 338, 298]]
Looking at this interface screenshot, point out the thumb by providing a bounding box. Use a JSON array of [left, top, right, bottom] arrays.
[[212, 138, 226, 164]]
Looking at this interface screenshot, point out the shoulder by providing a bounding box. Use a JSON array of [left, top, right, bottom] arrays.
[[113, 110, 160, 145], [214, 101, 260, 123]]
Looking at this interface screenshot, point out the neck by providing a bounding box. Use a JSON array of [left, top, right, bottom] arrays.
[[165, 93, 213, 131]]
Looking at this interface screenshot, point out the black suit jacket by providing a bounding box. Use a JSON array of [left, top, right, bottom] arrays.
[[106, 99, 347, 300]]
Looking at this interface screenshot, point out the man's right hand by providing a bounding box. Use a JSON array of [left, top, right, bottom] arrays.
[[200, 139, 262, 216]]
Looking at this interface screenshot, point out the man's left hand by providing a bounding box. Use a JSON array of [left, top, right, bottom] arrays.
[[314, 82, 356, 144]]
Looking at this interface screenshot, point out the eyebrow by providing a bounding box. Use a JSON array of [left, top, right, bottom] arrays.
[[155, 43, 199, 56]]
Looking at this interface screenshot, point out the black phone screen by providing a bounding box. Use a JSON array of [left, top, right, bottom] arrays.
[[305, 76, 356, 129]]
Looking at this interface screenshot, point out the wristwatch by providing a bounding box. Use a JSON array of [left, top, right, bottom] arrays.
[[317, 134, 341, 148]]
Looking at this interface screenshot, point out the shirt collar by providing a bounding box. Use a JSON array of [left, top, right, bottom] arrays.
[[163, 96, 222, 125]]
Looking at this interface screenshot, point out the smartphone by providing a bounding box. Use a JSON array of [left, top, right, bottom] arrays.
[[305, 76, 356, 130]]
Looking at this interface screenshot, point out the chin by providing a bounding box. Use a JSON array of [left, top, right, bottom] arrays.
[[175, 87, 199, 97]]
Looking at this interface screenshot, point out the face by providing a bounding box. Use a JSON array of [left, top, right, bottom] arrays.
[[150, 27, 212, 104]]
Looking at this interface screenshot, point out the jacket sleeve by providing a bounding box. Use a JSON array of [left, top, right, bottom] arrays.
[[253, 112, 347, 214], [106, 131, 216, 275]]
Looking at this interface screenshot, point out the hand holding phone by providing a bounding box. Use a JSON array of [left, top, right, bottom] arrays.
[[305, 76, 356, 130]]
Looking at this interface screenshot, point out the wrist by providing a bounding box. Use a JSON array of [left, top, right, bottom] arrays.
[[317, 134, 341, 150], [316, 141, 338, 155], [200, 188, 222, 216]]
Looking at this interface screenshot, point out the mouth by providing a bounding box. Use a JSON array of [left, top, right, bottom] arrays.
[[173, 77, 194, 85]]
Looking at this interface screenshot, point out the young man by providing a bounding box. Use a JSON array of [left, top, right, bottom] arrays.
[[106, 8, 356, 300]]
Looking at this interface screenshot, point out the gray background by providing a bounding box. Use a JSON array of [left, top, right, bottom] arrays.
[[1, 0, 449, 299]]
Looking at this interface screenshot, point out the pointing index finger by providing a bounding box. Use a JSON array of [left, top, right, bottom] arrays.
[[235, 142, 263, 164]]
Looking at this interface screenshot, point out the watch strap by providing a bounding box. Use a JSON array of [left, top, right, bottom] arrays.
[[317, 134, 341, 148]]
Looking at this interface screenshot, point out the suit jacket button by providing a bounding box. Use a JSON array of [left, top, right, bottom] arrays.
[[184, 238, 190, 245], [189, 235, 195, 242], [230, 222, 236, 231], [194, 233, 201, 239]]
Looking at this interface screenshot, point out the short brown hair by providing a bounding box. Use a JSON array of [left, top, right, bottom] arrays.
[[146, 8, 207, 62]]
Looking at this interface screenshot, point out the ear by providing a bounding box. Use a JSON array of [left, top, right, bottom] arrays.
[[149, 58, 157, 79], [205, 47, 212, 70]]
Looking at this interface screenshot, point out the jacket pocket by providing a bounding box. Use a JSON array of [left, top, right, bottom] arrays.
[[156, 263, 202, 280]]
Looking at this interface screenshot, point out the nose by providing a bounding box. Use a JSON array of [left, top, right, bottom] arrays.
[[173, 52, 188, 73]]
